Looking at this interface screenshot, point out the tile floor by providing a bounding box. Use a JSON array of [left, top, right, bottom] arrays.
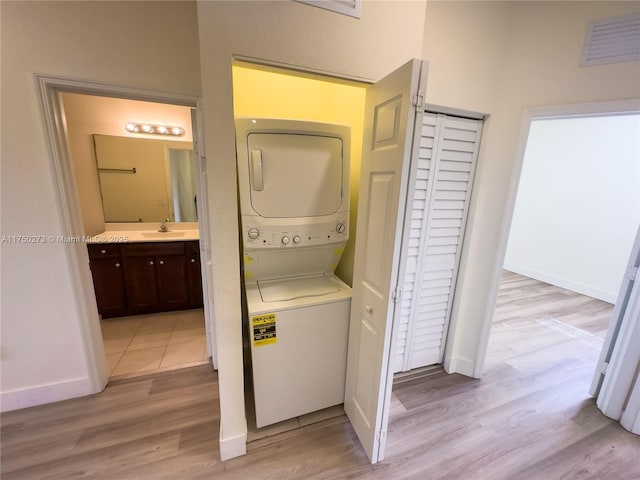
[[101, 309, 209, 378]]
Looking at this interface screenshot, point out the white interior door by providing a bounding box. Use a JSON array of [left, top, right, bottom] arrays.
[[394, 113, 483, 373], [344, 58, 427, 463], [591, 225, 640, 431], [618, 280, 640, 434]]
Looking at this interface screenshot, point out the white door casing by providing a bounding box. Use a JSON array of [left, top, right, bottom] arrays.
[[33, 75, 204, 403], [192, 106, 217, 367], [344, 58, 427, 463]]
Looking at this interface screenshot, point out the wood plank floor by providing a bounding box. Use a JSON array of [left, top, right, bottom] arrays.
[[3, 272, 639, 479]]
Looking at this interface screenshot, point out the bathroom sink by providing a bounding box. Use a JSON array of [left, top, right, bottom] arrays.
[[140, 231, 187, 239]]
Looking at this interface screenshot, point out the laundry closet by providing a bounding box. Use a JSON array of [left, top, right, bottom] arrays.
[[232, 62, 482, 429]]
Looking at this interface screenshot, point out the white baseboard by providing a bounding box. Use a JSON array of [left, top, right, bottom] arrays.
[[443, 355, 477, 378], [219, 429, 247, 461], [503, 263, 617, 304], [1, 377, 93, 412]]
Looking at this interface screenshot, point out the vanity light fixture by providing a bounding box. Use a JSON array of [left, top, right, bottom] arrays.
[[125, 122, 185, 137]]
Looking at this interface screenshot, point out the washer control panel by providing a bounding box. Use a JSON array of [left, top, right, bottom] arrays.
[[243, 220, 349, 249]]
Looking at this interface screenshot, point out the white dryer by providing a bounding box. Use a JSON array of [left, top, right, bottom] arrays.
[[235, 118, 352, 428]]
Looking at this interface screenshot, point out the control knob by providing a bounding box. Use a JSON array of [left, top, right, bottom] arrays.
[[281, 235, 290, 245], [293, 235, 301, 244], [247, 228, 260, 240], [336, 222, 346, 234]]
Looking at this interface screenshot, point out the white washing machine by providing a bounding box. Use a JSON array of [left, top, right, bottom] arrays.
[[245, 274, 351, 427], [235, 118, 352, 428]]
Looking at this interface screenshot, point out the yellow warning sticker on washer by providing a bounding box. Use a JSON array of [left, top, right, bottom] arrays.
[[252, 313, 277, 346]]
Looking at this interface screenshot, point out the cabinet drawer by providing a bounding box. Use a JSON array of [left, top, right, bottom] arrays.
[[122, 242, 186, 256], [88, 243, 121, 259]]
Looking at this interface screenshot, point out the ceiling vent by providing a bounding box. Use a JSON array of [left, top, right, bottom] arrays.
[[295, 0, 361, 19], [581, 13, 640, 67]]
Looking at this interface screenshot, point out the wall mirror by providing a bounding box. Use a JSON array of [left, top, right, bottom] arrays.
[[93, 134, 197, 223]]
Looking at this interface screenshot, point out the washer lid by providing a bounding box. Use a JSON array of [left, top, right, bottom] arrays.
[[258, 275, 340, 302]]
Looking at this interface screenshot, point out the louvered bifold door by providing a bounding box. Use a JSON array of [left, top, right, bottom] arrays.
[[394, 113, 482, 373]]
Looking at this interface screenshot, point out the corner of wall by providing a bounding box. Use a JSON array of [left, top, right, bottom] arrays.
[[219, 428, 247, 461], [443, 354, 477, 378]]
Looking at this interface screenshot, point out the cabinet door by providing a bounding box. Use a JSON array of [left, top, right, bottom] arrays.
[[124, 256, 160, 312], [186, 242, 203, 307], [157, 255, 190, 308], [89, 258, 127, 318]]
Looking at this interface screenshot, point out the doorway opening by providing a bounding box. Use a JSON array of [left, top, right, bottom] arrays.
[[487, 111, 640, 398], [36, 76, 216, 389], [230, 60, 485, 459], [61, 92, 210, 379], [231, 60, 367, 440]]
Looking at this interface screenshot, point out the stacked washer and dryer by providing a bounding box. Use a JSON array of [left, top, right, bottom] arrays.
[[235, 118, 352, 428]]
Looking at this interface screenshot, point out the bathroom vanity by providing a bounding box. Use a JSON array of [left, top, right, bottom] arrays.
[[87, 239, 203, 318]]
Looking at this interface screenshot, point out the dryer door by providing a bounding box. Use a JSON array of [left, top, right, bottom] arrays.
[[247, 133, 344, 218]]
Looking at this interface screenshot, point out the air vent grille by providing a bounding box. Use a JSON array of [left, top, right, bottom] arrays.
[[581, 13, 640, 66], [295, 0, 361, 18]]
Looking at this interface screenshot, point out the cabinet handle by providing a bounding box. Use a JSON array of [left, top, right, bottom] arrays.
[[191, 258, 196, 263], [115, 263, 120, 268], [101, 249, 106, 254], [159, 260, 164, 265], [149, 261, 154, 265]]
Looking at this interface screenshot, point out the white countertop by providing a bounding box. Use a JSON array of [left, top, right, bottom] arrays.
[[87, 222, 199, 243]]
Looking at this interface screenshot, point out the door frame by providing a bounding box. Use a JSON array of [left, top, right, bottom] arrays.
[[229, 55, 373, 444], [35, 75, 215, 391], [473, 98, 640, 378]]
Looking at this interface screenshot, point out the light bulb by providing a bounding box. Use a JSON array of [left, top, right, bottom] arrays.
[[124, 123, 184, 136]]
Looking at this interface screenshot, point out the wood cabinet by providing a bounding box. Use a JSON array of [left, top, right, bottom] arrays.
[[157, 255, 190, 308], [88, 241, 203, 318], [87, 244, 128, 318], [186, 241, 203, 307], [122, 242, 190, 314]]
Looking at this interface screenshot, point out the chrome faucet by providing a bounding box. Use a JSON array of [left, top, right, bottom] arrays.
[[158, 219, 171, 233]]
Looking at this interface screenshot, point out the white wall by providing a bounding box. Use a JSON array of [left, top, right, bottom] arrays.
[[505, 115, 640, 303], [196, 0, 427, 459], [422, 1, 640, 376], [0, 1, 200, 411]]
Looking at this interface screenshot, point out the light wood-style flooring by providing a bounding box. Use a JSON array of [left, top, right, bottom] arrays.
[[3, 272, 639, 479]]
